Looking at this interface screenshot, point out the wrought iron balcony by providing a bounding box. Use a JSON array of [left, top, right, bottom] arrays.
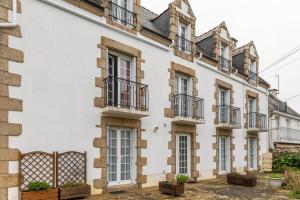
[[103, 76, 149, 118], [110, 2, 136, 28], [248, 112, 267, 131], [175, 35, 194, 54], [249, 71, 257, 83], [172, 94, 204, 124], [216, 105, 241, 129], [219, 56, 232, 72]]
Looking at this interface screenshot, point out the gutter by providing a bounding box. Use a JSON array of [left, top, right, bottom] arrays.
[[0, 0, 17, 27], [273, 110, 300, 121], [38, 0, 170, 52], [196, 59, 268, 94]]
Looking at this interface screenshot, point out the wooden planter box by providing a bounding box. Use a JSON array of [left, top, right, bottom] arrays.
[[22, 188, 58, 200], [59, 185, 91, 199], [159, 181, 184, 196], [227, 173, 257, 187]]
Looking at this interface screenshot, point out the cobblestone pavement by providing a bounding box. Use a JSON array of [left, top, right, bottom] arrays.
[[88, 177, 290, 200]]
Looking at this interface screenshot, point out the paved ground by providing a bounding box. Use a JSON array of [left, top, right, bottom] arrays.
[[88, 177, 290, 200]]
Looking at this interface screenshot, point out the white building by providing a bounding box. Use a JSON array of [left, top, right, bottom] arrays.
[[0, 0, 270, 199], [269, 90, 300, 151]]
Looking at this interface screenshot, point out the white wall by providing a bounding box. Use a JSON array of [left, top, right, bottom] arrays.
[[7, 0, 269, 198]]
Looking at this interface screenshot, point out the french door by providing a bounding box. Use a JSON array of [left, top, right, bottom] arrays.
[[176, 134, 191, 177], [175, 74, 190, 116], [248, 98, 256, 127], [219, 136, 231, 174], [107, 53, 133, 108], [248, 138, 257, 170], [219, 89, 228, 123], [107, 128, 136, 187]]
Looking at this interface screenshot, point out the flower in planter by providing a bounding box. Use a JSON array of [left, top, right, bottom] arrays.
[[28, 182, 51, 192], [176, 175, 188, 184]]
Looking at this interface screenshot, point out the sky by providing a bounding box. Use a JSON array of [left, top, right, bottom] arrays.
[[142, 0, 300, 112]]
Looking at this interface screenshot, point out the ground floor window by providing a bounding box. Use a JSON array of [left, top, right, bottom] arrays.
[[248, 138, 258, 170], [218, 136, 231, 174], [176, 134, 191, 177], [107, 128, 136, 186]]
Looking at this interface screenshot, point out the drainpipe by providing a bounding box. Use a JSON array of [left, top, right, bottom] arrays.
[[0, 0, 17, 27]]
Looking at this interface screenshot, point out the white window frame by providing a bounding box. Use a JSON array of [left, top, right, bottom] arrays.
[[248, 138, 258, 171], [176, 134, 191, 177], [219, 136, 231, 175], [175, 73, 191, 95], [107, 128, 136, 187]]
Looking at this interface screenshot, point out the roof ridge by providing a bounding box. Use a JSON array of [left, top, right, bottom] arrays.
[[140, 6, 158, 17]]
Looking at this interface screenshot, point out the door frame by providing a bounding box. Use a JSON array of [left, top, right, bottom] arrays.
[[107, 127, 137, 187], [175, 133, 191, 177]]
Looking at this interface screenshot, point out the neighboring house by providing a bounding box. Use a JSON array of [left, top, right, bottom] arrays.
[[0, 0, 270, 199], [269, 90, 300, 152]]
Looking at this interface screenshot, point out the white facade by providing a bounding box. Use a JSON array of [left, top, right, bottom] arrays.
[[3, 0, 270, 199]]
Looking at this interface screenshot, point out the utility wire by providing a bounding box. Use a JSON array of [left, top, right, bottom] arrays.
[[285, 92, 300, 101], [261, 57, 300, 75], [259, 45, 300, 73]]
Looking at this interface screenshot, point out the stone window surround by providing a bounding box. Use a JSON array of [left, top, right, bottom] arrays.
[[212, 129, 236, 176], [244, 90, 260, 129], [164, 62, 198, 118], [169, 0, 196, 62], [212, 79, 234, 124], [93, 116, 147, 192], [166, 123, 200, 181], [94, 36, 144, 109], [0, 1, 23, 199], [244, 132, 261, 173]]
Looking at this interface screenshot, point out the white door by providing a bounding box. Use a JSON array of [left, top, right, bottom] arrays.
[[176, 134, 191, 177], [219, 136, 231, 174], [107, 128, 136, 187], [248, 138, 257, 170], [175, 74, 190, 116], [248, 98, 256, 127], [180, 25, 187, 52], [219, 89, 228, 123]]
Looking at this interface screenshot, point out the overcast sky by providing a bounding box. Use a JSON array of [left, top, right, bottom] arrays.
[[142, 0, 300, 112]]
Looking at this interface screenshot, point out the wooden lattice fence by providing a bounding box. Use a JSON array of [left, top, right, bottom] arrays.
[[19, 151, 86, 191]]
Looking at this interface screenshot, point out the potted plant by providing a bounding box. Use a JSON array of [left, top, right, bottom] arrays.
[[59, 181, 91, 199], [266, 173, 284, 189], [159, 175, 188, 196], [22, 182, 58, 200]]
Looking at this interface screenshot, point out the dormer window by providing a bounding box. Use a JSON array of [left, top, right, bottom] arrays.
[[176, 23, 193, 54], [219, 44, 231, 72], [249, 59, 257, 82], [111, 0, 136, 28]]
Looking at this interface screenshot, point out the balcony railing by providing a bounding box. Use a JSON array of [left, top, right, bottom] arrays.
[[271, 127, 300, 144], [172, 94, 204, 120], [103, 76, 149, 111], [248, 112, 267, 131], [216, 105, 241, 128], [219, 56, 231, 72], [175, 35, 194, 54], [249, 71, 257, 83], [110, 2, 136, 28]]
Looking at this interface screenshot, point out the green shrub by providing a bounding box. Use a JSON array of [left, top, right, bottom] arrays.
[[267, 173, 284, 179], [273, 153, 300, 173], [28, 182, 51, 192], [287, 191, 300, 199], [176, 175, 188, 184], [61, 181, 86, 188]]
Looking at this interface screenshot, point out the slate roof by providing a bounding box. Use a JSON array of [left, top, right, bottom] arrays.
[[140, 7, 170, 39], [269, 94, 300, 118]]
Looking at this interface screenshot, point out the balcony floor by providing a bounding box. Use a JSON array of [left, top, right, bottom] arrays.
[[101, 106, 150, 119], [216, 123, 241, 130], [172, 116, 205, 125]]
